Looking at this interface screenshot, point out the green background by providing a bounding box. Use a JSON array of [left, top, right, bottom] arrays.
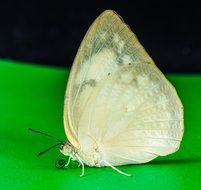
[[0, 59, 201, 189]]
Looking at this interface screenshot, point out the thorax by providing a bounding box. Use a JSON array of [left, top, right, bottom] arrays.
[[61, 140, 105, 167], [77, 144, 105, 167]]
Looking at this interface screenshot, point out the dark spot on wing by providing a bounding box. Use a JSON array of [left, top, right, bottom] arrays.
[[83, 79, 97, 87]]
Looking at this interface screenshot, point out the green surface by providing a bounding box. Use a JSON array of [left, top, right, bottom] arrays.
[[0, 59, 201, 190]]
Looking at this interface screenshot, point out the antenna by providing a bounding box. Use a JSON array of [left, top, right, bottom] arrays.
[[38, 142, 62, 156], [28, 128, 63, 143], [28, 128, 64, 156]]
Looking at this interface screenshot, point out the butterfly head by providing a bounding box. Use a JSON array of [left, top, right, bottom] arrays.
[[60, 140, 75, 156]]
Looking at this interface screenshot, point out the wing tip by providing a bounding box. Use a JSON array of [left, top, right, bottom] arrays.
[[99, 9, 121, 20], [101, 9, 116, 15]]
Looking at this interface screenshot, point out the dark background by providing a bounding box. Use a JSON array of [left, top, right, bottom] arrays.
[[0, 0, 200, 73]]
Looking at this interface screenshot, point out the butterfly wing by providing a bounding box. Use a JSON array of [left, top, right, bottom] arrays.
[[64, 10, 154, 147], [77, 62, 183, 165]]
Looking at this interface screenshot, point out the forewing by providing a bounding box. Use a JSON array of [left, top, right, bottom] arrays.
[[64, 10, 154, 145]]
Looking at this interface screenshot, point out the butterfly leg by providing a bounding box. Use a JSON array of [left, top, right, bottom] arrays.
[[65, 156, 71, 167], [75, 154, 85, 176], [102, 160, 131, 177]]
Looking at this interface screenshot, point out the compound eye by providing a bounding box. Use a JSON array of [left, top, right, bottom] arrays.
[[60, 143, 65, 151]]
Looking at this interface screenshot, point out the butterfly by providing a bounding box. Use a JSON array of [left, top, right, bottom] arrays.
[[34, 10, 184, 176]]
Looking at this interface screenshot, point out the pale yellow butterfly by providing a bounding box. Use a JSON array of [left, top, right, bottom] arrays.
[[60, 10, 184, 176]]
